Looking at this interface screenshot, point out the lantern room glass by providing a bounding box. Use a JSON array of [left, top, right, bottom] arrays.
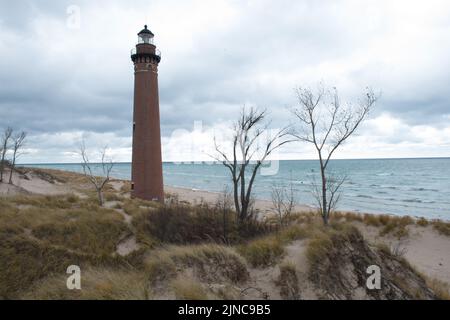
[[138, 33, 153, 45]]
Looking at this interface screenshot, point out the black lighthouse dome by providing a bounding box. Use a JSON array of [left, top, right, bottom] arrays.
[[138, 25, 154, 37]]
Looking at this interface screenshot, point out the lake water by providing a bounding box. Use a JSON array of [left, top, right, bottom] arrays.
[[26, 158, 450, 220]]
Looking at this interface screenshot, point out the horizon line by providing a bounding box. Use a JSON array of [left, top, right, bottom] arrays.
[[19, 156, 450, 166]]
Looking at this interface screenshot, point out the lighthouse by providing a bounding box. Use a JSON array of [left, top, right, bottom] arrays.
[[130, 25, 164, 202]]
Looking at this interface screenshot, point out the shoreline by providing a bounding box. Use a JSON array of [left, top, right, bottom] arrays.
[[165, 185, 313, 218], [21, 163, 450, 221], [164, 185, 450, 222], [4, 164, 448, 221]]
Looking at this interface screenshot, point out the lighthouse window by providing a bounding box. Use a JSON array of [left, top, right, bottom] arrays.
[[133, 122, 136, 132], [131, 182, 134, 190]]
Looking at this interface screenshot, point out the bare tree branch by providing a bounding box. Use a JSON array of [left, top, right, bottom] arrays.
[[0, 127, 13, 183], [213, 106, 293, 222], [8, 131, 27, 184], [290, 85, 378, 225], [79, 140, 114, 206]]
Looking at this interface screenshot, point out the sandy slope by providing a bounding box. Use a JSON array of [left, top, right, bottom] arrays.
[[359, 223, 450, 284], [0, 169, 71, 196]]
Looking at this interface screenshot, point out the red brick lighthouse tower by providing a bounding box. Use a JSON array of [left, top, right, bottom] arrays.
[[130, 25, 164, 202]]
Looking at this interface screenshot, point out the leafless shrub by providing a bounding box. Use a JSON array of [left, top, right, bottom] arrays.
[[390, 238, 410, 258], [271, 179, 296, 227], [290, 84, 378, 225], [79, 140, 114, 206]]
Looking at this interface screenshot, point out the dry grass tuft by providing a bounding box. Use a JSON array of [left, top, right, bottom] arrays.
[[432, 220, 450, 237], [237, 236, 285, 268], [144, 244, 249, 284], [305, 223, 359, 267], [416, 217, 429, 227], [425, 278, 450, 300], [276, 262, 300, 300], [171, 277, 208, 300]]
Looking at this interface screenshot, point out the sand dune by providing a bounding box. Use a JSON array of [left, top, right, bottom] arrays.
[[1, 167, 449, 299]]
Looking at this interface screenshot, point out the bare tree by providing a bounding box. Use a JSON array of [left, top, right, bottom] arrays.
[[271, 178, 296, 227], [290, 85, 377, 225], [213, 107, 293, 222], [0, 127, 13, 183], [8, 131, 27, 184], [79, 141, 114, 206]]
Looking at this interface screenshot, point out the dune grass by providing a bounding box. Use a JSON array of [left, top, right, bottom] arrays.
[[22, 268, 150, 300], [171, 277, 209, 300], [237, 236, 285, 268], [0, 231, 135, 299], [236, 224, 310, 268], [0, 191, 138, 298], [276, 262, 300, 300], [0, 194, 128, 255], [432, 220, 450, 237], [144, 244, 249, 284], [2, 167, 449, 300], [305, 223, 359, 267]]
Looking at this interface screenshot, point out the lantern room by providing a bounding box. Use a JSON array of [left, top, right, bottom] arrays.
[[137, 25, 154, 45]]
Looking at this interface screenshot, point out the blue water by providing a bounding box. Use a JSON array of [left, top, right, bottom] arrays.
[[26, 158, 450, 220]]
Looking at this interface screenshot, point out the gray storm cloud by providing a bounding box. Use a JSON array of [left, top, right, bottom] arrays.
[[0, 0, 449, 162]]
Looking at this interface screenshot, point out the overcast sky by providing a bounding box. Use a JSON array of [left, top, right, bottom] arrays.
[[1, 0, 449, 163]]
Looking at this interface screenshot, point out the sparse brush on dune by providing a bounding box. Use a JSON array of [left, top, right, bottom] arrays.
[[144, 244, 249, 284], [416, 217, 429, 227], [236, 223, 310, 268], [1, 167, 449, 300], [432, 220, 450, 237], [0, 232, 134, 299], [279, 224, 310, 242], [424, 277, 450, 300], [276, 262, 300, 300], [32, 210, 128, 255], [134, 202, 271, 246], [0, 195, 128, 255], [306, 223, 440, 300]]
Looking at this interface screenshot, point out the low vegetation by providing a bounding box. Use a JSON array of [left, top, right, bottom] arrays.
[[144, 244, 249, 284], [133, 201, 272, 246], [237, 236, 285, 268], [0, 168, 448, 300], [432, 220, 450, 237], [23, 268, 149, 300], [171, 277, 209, 300], [276, 262, 300, 300]]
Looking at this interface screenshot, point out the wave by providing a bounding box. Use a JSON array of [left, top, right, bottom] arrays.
[[409, 187, 439, 192], [356, 194, 374, 199], [402, 199, 422, 203], [379, 185, 398, 190]]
